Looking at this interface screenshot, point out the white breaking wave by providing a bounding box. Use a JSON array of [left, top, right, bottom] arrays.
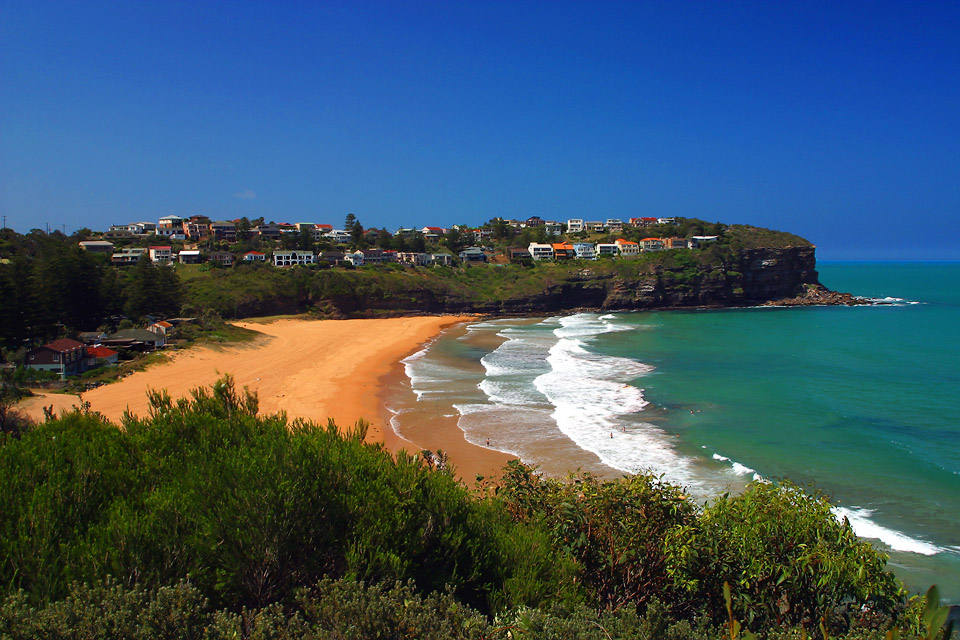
[[833, 507, 949, 556], [529, 314, 707, 487], [711, 453, 764, 481]]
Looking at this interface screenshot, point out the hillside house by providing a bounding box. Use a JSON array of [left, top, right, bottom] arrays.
[[640, 238, 665, 252], [79, 240, 115, 254], [429, 253, 454, 266], [319, 251, 345, 266], [567, 219, 585, 233], [25, 339, 88, 378], [657, 217, 677, 225], [111, 248, 147, 265], [596, 243, 618, 256], [508, 248, 532, 262], [528, 243, 554, 260], [211, 220, 237, 242], [178, 250, 203, 264], [572, 242, 597, 260], [524, 216, 545, 228], [605, 219, 624, 232], [344, 251, 364, 266], [254, 224, 281, 241], [552, 242, 576, 259], [585, 221, 606, 232], [665, 237, 689, 250], [184, 215, 212, 241], [149, 246, 173, 263], [273, 250, 316, 267], [615, 239, 641, 256], [459, 247, 487, 262], [325, 229, 352, 244], [243, 251, 266, 262], [690, 235, 719, 248], [208, 251, 235, 266]]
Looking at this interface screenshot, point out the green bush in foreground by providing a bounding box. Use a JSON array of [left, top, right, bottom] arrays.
[[0, 378, 951, 639]]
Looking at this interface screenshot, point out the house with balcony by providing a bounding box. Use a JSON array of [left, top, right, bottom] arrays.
[[325, 229, 352, 244], [572, 242, 597, 260], [273, 250, 316, 267], [148, 246, 174, 263], [615, 239, 641, 256], [211, 220, 237, 242], [344, 250, 365, 266], [585, 221, 606, 232], [243, 251, 266, 262], [665, 237, 689, 250], [178, 250, 203, 264], [567, 219, 585, 233], [79, 240, 115, 254], [596, 243, 619, 256], [552, 242, 576, 259], [111, 248, 147, 265], [605, 219, 624, 232], [528, 243, 555, 260], [689, 235, 719, 248], [459, 247, 487, 262], [640, 237, 665, 252]]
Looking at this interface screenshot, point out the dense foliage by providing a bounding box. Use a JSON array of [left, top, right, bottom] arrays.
[[1, 379, 950, 639]]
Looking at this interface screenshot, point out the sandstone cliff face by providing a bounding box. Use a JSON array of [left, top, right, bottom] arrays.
[[462, 246, 821, 314]]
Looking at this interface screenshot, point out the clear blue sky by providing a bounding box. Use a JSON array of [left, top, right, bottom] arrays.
[[2, 1, 958, 259]]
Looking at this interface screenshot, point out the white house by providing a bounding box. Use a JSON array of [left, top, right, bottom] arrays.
[[430, 253, 454, 266], [585, 221, 606, 232], [148, 246, 173, 263], [689, 235, 719, 248], [344, 250, 365, 266], [605, 219, 624, 232], [572, 242, 597, 260], [566, 219, 585, 233], [273, 250, 316, 267], [325, 229, 352, 244], [528, 243, 555, 260], [243, 251, 267, 261], [544, 221, 563, 236], [596, 243, 619, 256], [459, 247, 487, 262], [657, 217, 677, 225]]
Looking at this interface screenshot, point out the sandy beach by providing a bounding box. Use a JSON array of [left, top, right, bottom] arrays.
[[22, 316, 513, 483]]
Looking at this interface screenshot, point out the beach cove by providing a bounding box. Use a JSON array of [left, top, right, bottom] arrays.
[[20, 316, 513, 484]]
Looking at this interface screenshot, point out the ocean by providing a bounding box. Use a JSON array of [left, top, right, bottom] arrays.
[[388, 262, 960, 600]]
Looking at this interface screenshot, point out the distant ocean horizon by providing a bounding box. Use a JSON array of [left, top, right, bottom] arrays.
[[388, 261, 960, 600]]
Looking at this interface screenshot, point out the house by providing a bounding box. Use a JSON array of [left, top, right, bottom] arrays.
[[615, 239, 641, 256], [552, 242, 576, 259], [665, 237, 689, 250], [178, 250, 204, 264], [24, 339, 88, 378], [639, 237, 665, 252], [273, 250, 316, 267], [524, 216, 544, 228], [146, 320, 173, 337], [689, 235, 719, 248], [344, 251, 365, 266], [544, 222, 563, 236], [528, 242, 554, 260], [254, 223, 281, 241], [567, 219, 585, 233], [131, 221, 157, 235], [585, 221, 606, 232], [208, 251, 235, 266], [596, 243, 619, 256], [381, 250, 398, 263], [103, 329, 165, 350], [360, 248, 385, 264], [459, 247, 487, 262], [398, 252, 430, 266], [420, 226, 446, 238], [657, 217, 677, 225], [103, 229, 135, 240], [572, 242, 597, 260], [86, 345, 119, 366], [210, 220, 237, 242], [78, 331, 109, 345], [183, 215, 212, 240], [111, 248, 147, 265], [325, 229, 352, 244], [605, 219, 624, 232], [318, 251, 345, 266], [429, 253, 454, 266], [149, 246, 173, 263], [243, 251, 266, 262], [78, 240, 115, 254], [158, 215, 184, 234], [508, 248, 532, 262]]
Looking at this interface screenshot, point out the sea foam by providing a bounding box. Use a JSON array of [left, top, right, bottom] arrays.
[[833, 507, 948, 556]]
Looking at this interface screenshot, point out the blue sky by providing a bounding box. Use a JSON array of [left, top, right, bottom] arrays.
[[2, 1, 958, 259]]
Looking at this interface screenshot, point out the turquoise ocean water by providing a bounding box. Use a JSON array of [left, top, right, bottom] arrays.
[[395, 262, 960, 599]]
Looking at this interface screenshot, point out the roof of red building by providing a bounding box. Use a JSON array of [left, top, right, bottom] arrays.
[[316, 224, 333, 229], [244, 251, 265, 256], [149, 245, 172, 250], [87, 346, 118, 358], [615, 239, 639, 245], [42, 338, 86, 352], [641, 237, 664, 242]]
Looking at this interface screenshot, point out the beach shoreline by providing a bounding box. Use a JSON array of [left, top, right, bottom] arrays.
[[18, 315, 515, 484]]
